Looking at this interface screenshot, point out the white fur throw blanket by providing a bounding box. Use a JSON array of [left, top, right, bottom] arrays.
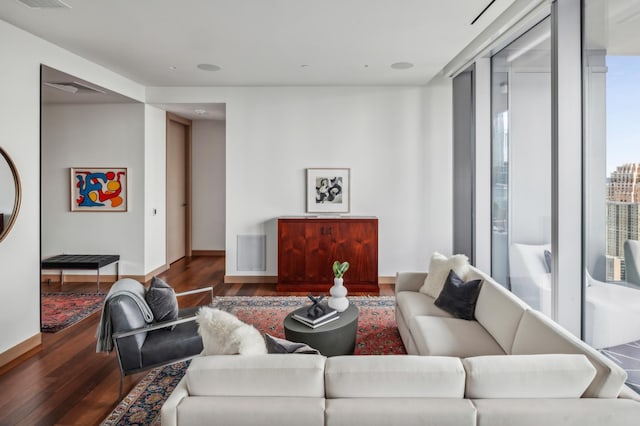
[[96, 278, 154, 353], [196, 307, 267, 355]]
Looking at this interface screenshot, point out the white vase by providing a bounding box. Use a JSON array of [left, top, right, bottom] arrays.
[[328, 277, 349, 312]]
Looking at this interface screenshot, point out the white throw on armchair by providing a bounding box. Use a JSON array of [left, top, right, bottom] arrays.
[[509, 243, 551, 316], [509, 243, 640, 349], [584, 273, 640, 349]]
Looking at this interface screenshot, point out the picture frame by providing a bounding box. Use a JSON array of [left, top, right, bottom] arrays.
[[70, 167, 128, 212], [306, 168, 350, 213]]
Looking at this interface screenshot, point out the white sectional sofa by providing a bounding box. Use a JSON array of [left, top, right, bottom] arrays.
[[395, 266, 636, 399], [162, 353, 640, 426], [161, 263, 640, 425]]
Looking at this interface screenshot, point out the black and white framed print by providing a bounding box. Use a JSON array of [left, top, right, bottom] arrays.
[[306, 168, 350, 213]]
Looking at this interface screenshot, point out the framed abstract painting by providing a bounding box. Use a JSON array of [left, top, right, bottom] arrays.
[[70, 167, 127, 212], [306, 168, 350, 213]]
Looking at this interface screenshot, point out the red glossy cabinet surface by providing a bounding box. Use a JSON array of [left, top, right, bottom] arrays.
[[277, 217, 378, 293]]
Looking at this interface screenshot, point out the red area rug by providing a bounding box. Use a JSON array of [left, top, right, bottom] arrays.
[[101, 296, 405, 426], [41, 292, 105, 333]]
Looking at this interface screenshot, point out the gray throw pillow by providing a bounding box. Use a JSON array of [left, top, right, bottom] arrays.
[[145, 276, 179, 326], [264, 333, 320, 354], [434, 269, 483, 321]]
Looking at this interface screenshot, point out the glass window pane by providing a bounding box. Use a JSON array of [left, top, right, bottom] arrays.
[[583, 0, 640, 394], [491, 17, 552, 317]]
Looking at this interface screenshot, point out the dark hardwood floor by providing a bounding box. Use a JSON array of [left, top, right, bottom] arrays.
[[0, 256, 392, 426]]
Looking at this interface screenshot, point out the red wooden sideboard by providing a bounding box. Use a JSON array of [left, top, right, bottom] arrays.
[[277, 217, 378, 293]]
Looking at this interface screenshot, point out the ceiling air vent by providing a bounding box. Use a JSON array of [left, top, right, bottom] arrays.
[[44, 81, 106, 94], [17, 0, 71, 9]]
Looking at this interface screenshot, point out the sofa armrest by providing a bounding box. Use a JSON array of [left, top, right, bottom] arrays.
[[112, 315, 197, 339], [395, 272, 428, 294], [176, 286, 213, 306], [619, 385, 640, 402], [161, 376, 189, 426]]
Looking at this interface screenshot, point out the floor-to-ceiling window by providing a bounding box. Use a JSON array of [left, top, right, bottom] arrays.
[[491, 17, 552, 315], [583, 0, 640, 393]]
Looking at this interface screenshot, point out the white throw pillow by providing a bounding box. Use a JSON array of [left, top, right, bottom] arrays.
[[419, 252, 470, 298]]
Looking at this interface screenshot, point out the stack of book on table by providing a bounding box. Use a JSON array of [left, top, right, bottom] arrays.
[[291, 302, 339, 328]]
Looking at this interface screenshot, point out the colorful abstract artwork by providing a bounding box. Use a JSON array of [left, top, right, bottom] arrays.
[[70, 167, 127, 212]]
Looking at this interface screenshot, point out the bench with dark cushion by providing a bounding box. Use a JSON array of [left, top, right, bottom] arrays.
[[41, 254, 120, 292]]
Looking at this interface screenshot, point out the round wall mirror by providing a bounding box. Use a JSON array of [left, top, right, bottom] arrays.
[[0, 146, 21, 242]]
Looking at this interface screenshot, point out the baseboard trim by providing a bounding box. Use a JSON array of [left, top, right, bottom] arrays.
[[223, 275, 395, 285], [144, 264, 170, 282], [41, 274, 122, 284], [0, 333, 42, 370], [41, 273, 159, 285], [192, 250, 225, 256], [378, 276, 396, 284], [224, 275, 278, 284]]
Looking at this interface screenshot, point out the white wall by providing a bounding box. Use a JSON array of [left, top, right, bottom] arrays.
[[192, 119, 226, 251], [41, 104, 145, 275], [144, 105, 168, 273], [0, 155, 15, 231], [147, 84, 454, 278], [0, 19, 144, 355]]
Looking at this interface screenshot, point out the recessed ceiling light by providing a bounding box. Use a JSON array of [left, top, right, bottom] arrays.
[[194, 109, 207, 115], [390, 62, 414, 70], [197, 63, 221, 72]]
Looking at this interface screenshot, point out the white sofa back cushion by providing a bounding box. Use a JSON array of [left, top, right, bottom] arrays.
[[186, 354, 326, 397], [471, 267, 529, 354], [325, 355, 466, 398], [463, 354, 596, 398], [512, 310, 627, 398]]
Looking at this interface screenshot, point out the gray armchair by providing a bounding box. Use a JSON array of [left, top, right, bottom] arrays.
[[108, 283, 212, 398]]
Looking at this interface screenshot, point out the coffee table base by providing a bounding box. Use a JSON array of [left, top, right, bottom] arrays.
[[284, 304, 359, 357]]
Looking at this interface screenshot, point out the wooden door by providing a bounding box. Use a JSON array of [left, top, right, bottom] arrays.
[[336, 219, 378, 284], [278, 220, 307, 284], [305, 221, 336, 284], [167, 117, 189, 264]]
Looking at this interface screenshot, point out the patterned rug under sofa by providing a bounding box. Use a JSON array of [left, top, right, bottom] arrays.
[[101, 295, 405, 426], [41, 292, 105, 333]]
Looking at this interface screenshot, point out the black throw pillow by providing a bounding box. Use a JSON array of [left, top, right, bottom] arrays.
[[434, 270, 483, 321], [145, 276, 179, 326]]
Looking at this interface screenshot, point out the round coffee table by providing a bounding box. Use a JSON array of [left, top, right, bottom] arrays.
[[284, 303, 359, 356]]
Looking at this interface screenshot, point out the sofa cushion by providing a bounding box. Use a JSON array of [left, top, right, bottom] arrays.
[[325, 399, 476, 426], [420, 252, 470, 298], [474, 399, 640, 426], [186, 354, 326, 397], [410, 316, 505, 357], [471, 268, 528, 354], [463, 354, 596, 398], [512, 309, 627, 398], [325, 355, 465, 398], [177, 397, 325, 426], [434, 270, 483, 320], [396, 291, 454, 320]]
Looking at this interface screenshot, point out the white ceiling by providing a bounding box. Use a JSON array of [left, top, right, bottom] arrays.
[[1, 0, 517, 87]]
